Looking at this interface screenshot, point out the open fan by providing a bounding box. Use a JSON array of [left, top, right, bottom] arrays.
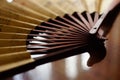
[[0, 0, 119, 78]]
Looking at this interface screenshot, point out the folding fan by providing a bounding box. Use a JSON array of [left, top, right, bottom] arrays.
[[0, 0, 119, 78]]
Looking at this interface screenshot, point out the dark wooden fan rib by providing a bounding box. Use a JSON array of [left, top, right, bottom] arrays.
[[31, 28, 85, 39], [27, 35, 88, 46], [28, 33, 84, 39], [64, 14, 80, 25], [72, 12, 84, 23], [86, 12, 94, 27], [29, 41, 87, 53], [27, 35, 88, 47], [55, 16, 88, 32], [78, 12, 91, 29], [89, 12, 96, 21], [72, 12, 91, 31], [35, 26, 74, 37], [63, 13, 90, 32], [43, 21, 83, 36], [47, 18, 88, 33], [28, 41, 86, 54], [31, 30, 82, 38], [40, 22, 84, 35], [34, 24, 86, 38], [28, 40, 84, 46], [91, 12, 99, 24]]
